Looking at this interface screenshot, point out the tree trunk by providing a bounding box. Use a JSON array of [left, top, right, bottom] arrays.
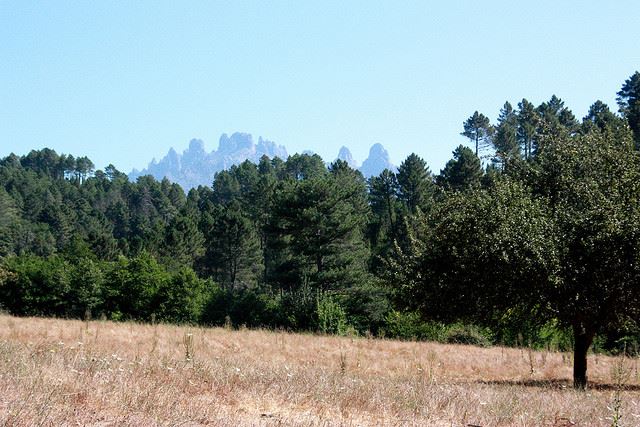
[[572, 325, 594, 390]]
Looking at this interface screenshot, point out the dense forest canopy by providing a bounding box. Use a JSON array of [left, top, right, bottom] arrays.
[[1, 72, 640, 389]]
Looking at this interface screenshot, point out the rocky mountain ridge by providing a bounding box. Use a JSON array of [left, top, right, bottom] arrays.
[[129, 133, 394, 189]]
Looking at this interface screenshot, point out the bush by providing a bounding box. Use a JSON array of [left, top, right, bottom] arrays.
[[202, 287, 283, 328], [156, 268, 211, 324], [339, 280, 391, 334], [316, 293, 348, 335], [0, 255, 71, 316], [536, 320, 573, 351], [382, 310, 448, 341], [383, 310, 424, 340], [445, 323, 492, 347]]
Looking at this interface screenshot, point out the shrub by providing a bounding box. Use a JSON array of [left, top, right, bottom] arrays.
[[316, 293, 348, 335], [445, 323, 492, 347], [0, 255, 71, 316], [384, 310, 424, 340], [156, 268, 210, 324], [382, 310, 449, 341]]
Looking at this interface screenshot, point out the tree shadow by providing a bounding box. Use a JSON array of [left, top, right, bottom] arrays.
[[476, 378, 640, 391]]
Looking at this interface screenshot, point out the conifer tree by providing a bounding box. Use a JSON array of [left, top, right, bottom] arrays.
[[617, 71, 640, 147], [492, 102, 520, 167], [396, 154, 434, 214], [437, 145, 483, 191], [461, 111, 493, 157], [517, 99, 539, 160]]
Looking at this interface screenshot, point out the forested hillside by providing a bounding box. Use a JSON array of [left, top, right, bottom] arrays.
[[1, 72, 640, 389]]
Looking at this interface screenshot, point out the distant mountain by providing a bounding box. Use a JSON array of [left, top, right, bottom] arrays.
[[129, 133, 287, 190], [335, 146, 358, 169], [130, 133, 394, 189], [359, 143, 395, 177]]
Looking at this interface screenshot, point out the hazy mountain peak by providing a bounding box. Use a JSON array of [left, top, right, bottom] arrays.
[[164, 148, 181, 169], [218, 132, 254, 154], [359, 143, 394, 177], [187, 138, 205, 153], [257, 137, 286, 158], [129, 132, 288, 190], [336, 146, 358, 168]]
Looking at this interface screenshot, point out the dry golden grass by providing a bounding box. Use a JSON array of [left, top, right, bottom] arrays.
[[0, 315, 639, 426]]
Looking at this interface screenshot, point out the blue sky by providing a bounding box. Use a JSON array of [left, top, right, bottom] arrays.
[[1, 1, 639, 173]]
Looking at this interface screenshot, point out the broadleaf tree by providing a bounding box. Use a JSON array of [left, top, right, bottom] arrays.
[[391, 129, 640, 389]]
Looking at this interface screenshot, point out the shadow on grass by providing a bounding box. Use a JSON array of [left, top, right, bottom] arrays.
[[476, 379, 640, 391]]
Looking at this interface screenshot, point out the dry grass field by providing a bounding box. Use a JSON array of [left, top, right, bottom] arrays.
[[0, 315, 639, 426]]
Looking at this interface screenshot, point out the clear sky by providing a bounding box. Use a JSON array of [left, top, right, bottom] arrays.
[[1, 1, 639, 173]]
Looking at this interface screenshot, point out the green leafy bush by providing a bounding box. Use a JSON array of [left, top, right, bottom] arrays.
[[445, 323, 492, 347], [316, 293, 348, 335], [382, 310, 448, 341]]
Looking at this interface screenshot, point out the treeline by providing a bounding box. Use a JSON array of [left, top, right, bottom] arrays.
[[1, 72, 640, 388]]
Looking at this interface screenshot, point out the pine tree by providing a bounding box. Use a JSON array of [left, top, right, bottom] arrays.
[[269, 167, 370, 293], [396, 154, 434, 214], [160, 212, 205, 269], [535, 95, 578, 151], [617, 71, 640, 147], [369, 169, 400, 234], [461, 111, 493, 157], [200, 202, 262, 290], [492, 102, 520, 167], [367, 169, 401, 273], [517, 99, 539, 160], [437, 145, 483, 191]]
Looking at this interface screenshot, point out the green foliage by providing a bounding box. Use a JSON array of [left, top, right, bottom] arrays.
[[535, 95, 579, 149], [534, 130, 640, 338], [536, 321, 573, 352], [156, 268, 211, 324], [492, 102, 520, 166], [67, 256, 104, 318], [383, 310, 440, 341], [617, 71, 640, 147], [367, 169, 401, 273], [268, 159, 371, 293], [382, 311, 491, 345], [396, 154, 434, 213], [582, 100, 628, 139], [104, 252, 170, 320], [437, 145, 483, 191], [461, 111, 493, 157], [444, 324, 492, 347], [0, 188, 19, 257], [0, 255, 71, 316], [517, 99, 539, 160], [202, 287, 285, 329], [199, 202, 261, 290], [316, 293, 348, 335], [0, 251, 212, 324], [160, 212, 204, 269], [389, 178, 555, 327], [339, 280, 391, 334]]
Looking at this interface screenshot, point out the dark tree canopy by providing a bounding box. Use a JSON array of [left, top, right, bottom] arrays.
[[437, 145, 483, 192], [392, 129, 640, 389], [617, 71, 640, 147], [492, 102, 520, 167], [396, 153, 434, 214]]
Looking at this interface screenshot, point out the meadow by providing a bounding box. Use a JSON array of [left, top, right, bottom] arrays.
[[0, 314, 638, 426]]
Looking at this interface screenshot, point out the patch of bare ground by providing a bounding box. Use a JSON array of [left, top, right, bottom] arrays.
[[0, 315, 639, 426]]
